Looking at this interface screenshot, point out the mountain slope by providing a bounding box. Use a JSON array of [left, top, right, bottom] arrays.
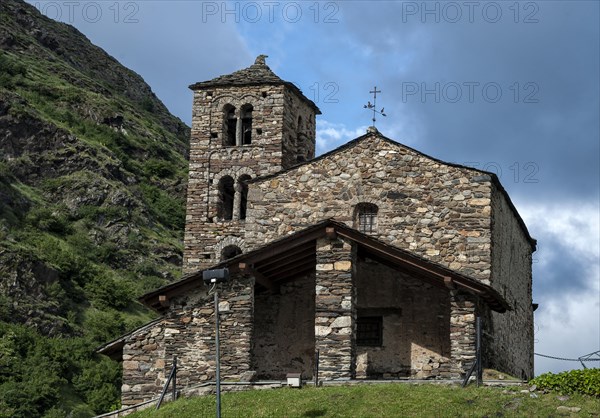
[[0, 0, 190, 415]]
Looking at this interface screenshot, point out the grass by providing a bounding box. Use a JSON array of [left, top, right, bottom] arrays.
[[130, 384, 600, 418]]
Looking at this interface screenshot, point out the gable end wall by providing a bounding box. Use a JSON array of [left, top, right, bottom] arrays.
[[245, 135, 494, 281]]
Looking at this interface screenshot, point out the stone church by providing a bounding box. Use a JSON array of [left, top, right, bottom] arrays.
[[99, 56, 536, 406]]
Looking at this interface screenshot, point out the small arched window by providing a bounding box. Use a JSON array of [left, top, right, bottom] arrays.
[[223, 105, 237, 146], [222, 245, 242, 260], [238, 174, 252, 220], [354, 203, 378, 234], [241, 104, 253, 145], [217, 176, 235, 221]]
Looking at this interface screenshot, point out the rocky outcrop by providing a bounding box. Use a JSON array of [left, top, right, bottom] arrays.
[[0, 0, 190, 336]]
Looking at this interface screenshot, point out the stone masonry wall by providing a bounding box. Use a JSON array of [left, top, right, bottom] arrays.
[[355, 260, 451, 378], [121, 321, 168, 406], [281, 88, 317, 168], [314, 237, 356, 380], [184, 84, 316, 273], [487, 184, 534, 379], [246, 134, 494, 283], [449, 290, 478, 378], [252, 273, 316, 379], [120, 278, 254, 406]]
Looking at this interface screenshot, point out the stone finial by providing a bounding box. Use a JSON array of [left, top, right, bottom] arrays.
[[255, 55, 268, 65], [367, 126, 379, 134]]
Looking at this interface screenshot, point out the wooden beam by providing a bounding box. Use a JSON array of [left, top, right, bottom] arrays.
[[240, 229, 323, 264], [274, 266, 316, 286], [259, 252, 315, 276], [248, 267, 275, 292], [255, 242, 315, 270], [325, 227, 337, 240], [264, 258, 315, 282]]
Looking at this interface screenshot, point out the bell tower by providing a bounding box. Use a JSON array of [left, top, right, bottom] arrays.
[[183, 56, 321, 273]]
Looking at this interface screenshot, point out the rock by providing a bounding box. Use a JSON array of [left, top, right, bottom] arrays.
[[556, 395, 570, 402], [556, 406, 581, 413], [239, 371, 257, 382], [529, 384, 537, 392]]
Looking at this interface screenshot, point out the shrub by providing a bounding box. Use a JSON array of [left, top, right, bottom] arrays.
[[530, 368, 600, 397], [73, 358, 121, 413], [140, 97, 155, 113], [139, 184, 185, 230], [83, 309, 127, 344], [85, 274, 131, 310], [25, 206, 71, 235], [143, 158, 176, 178]]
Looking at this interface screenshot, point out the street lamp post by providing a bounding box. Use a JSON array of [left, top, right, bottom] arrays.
[[203, 268, 230, 418]]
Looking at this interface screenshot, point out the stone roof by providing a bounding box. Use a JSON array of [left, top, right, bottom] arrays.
[[189, 55, 321, 113], [138, 219, 511, 313]]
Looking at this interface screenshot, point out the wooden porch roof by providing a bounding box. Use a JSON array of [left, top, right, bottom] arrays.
[[140, 219, 510, 313]]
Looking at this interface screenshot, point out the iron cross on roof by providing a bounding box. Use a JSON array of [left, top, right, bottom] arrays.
[[364, 86, 387, 127]]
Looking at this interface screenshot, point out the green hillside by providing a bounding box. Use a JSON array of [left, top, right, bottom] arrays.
[[0, 0, 190, 416]]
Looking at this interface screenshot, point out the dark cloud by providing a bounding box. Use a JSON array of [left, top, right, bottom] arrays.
[[533, 239, 595, 300], [337, 2, 599, 202]]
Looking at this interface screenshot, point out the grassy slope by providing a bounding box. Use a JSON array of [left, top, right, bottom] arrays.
[[0, 0, 190, 416], [130, 384, 600, 418]]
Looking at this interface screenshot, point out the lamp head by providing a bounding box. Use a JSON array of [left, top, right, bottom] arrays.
[[202, 268, 230, 285]]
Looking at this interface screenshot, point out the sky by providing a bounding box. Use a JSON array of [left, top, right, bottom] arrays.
[[27, 0, 599, 375]]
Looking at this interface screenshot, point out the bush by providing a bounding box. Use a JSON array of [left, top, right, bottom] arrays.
[[0, 52, 27, 89], [140, 97, 155, 113], [73, 358, 121, 413], [139, 184, 185, 230], [0, 322, 122, 416], [85, 274, 131, 310], [530, 368, 600, 397], [143, 158, 176, 178], [25, 206, 71, 235], [83, 309, 127, 344]]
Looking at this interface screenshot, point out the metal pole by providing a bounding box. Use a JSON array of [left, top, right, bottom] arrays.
[[172, 356, 177, 401], [215, 290, 221, 418], [476, 317, 482, 387], [314, 349, 319, 386]]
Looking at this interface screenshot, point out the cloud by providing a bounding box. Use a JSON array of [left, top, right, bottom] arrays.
[[316, 120, 367, 154], [337, 1, 600, 202], [534, 288, 600, 374], [518, 201, 600, 374]]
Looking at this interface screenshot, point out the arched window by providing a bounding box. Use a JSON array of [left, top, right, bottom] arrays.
[[241, 104, 253, 145], [223, 105, 236, 146], [217, 176, 235, 221], [354, 203, 378, 234], [238, 174, 252, 220], [222, 245, 242, 260]]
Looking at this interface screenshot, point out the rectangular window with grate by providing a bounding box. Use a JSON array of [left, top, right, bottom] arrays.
[[358, 212, 376, 233], [357, 316, 383, 347], [355, 203, 378, 234]]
